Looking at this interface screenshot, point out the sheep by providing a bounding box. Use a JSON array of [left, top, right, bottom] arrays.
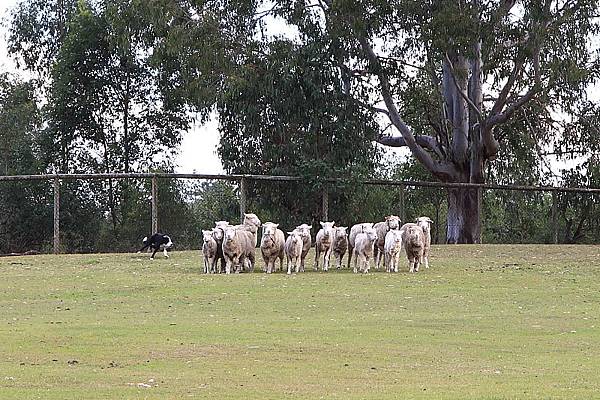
[[293, 224, 312, 272], [352, 226, 378, 274], [260, 222, 285, 274], [347, 223, 374, 268], [212, 221, 230, 273], [415, 216, 433, 269], [384, 229, 403, 273], [227, 213, 261, 272], [222, 227, 256, 274], [284, 230, 304, 274], [232, 213, 262, 248], [202, 229, 218, 274], [373, 215, 401, 269], [400, 223, 425, 273], [332, 226, 348, 269], [315, 221, 335, 272]]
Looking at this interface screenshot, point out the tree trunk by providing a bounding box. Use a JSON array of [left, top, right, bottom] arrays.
[[446, 187, 481, 244]]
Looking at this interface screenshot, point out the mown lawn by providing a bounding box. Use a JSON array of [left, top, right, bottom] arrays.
[[1, 245, 599, 399]]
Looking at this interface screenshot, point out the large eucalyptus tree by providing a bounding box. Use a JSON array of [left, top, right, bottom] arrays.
[[284, 0, 600, 243]]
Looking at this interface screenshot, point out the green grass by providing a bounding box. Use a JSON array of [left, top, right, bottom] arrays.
[[1, 245, 600, 399]]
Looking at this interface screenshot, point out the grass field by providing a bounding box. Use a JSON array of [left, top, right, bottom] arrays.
[[1, 245, 600, 399]]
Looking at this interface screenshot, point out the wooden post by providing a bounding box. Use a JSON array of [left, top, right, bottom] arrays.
[[53, 177, 60, 254], [239, 177, 247, 223], [476, 187, 483, 244], [399, 184, 406, 223], [322, 186, 329, 221], [552, 190, 558, 244], [151, 176, 158, 234]]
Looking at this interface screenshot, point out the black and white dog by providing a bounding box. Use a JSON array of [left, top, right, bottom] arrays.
[[138, 233, 173, 259]]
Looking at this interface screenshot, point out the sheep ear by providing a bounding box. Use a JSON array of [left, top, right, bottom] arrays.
[[307, 225, 312, 229], [287, 231, 294, 235], [385, 216, 390, 220], [274, 223, 279, 228], [320, 221, 325, 226], [331, 221, 335, 225], [427, 218, 433, 223]]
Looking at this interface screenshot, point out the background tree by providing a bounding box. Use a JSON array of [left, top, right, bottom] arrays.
[[0, 73, 52, 252]]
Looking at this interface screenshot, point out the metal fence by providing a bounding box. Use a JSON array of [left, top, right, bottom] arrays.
[[2, 172, 600, 254]]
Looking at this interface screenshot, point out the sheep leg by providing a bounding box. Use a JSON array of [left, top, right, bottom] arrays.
[[347, 245, 353, 270], [323, 247, 332, 272], [353, 251, 358, 274], [294, 258, 300, 273], [248, 252, 255, 272], [363, 255, 370, 274], [314, 246, 320, 271]]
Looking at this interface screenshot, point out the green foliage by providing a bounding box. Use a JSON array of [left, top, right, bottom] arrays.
[[216, 36, 382, 225], [0, 74, 50, 253]]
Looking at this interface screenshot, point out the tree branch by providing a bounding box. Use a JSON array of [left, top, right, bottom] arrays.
[[487, 86, 541, 126], [490, 59, 525, 115], [376, 135, 444, 159], [358, 36, 456, 181], [347, 95, 390, 116]]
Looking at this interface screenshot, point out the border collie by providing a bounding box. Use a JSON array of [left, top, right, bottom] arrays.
[[138, 233, 173, 259]]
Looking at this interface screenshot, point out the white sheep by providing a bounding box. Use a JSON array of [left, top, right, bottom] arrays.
[[222, 227, 256, 274], [212, 221, 230, 273], [347, 223, 374, 268], [260, 222, 285, 273], [232, 213, 262, 248], [293, 224, 312, 272], [373, 215, 401, 269], [400, 223, 425, 273], [315, 221, 335, 272], [284, 231, 304, 274], [384, 229, 403, 273], [415, 216, 433, 269], [202, 229, 218, 274], [352, 226, 378, 274], [332, 226, 348, 269]]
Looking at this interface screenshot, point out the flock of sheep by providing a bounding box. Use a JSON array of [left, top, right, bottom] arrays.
[[201, 213, 433, 275]]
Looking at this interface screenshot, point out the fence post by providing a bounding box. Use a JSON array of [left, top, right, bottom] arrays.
[[552, 190, 558, 244], [477, 187, 483, 244], [322, 185, 329, 221], [399, 184, 406, 223], [53, 177, 60, 254], [239, 177, 247, 223], [151, 175, 158, 233]]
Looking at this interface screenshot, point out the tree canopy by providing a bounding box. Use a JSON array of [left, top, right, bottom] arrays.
[[2, 0, 600, 251]]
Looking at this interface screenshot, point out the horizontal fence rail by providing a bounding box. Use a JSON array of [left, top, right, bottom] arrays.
[[2, 172, 600, 255], [2, 172, 600, 193]]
